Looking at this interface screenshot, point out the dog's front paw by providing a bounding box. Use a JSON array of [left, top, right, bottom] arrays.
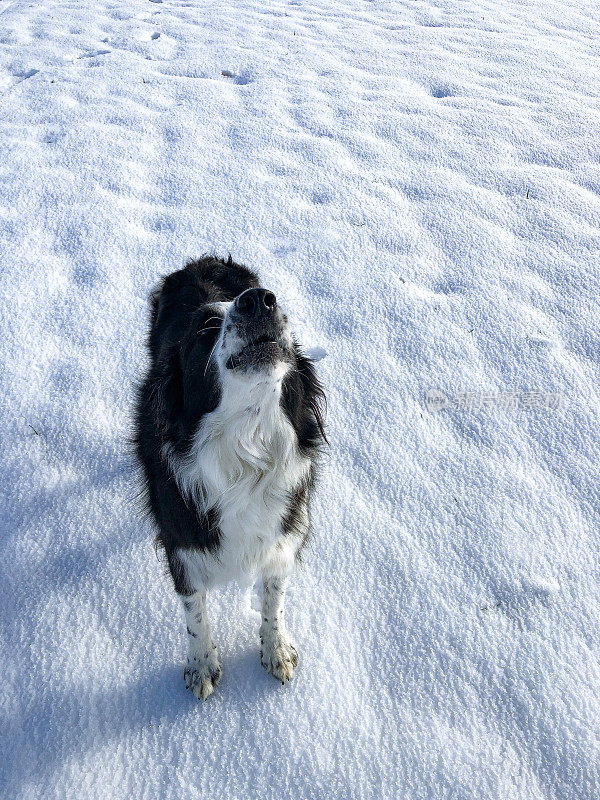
[[184, 648, 222, 701], [260, 631, 298, 684]]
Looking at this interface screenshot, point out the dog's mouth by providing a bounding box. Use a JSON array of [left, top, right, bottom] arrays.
[[225, 334, 285, 371], [246, 333, 278, 349]]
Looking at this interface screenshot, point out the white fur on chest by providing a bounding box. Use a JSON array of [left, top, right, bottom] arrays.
[[166, 369, 310, 587]]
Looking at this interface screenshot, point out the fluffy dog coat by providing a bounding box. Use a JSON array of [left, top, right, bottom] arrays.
[[134, 256, 326, 699]]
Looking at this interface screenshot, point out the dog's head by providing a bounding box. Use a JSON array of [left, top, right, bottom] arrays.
[[144, 255, 326, 454]]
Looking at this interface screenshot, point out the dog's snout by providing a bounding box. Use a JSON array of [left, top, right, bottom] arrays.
[[234, 288, 277, 317]]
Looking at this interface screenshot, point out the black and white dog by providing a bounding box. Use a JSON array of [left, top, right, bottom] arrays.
[[134, 255, 326, 700]]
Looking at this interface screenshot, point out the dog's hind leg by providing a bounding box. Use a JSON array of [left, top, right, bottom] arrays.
[[259, 574, 299, 684], [181, 592, 221, 700]]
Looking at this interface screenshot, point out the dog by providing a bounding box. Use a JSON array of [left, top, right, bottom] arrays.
[[133, 255, 326, 700]]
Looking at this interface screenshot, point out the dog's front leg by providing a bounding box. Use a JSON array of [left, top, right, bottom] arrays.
[[260, 575, 298, 684], [182, 592, 221, 700]]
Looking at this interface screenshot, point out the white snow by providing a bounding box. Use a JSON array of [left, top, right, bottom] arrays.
[[2, 0, 600, 797]]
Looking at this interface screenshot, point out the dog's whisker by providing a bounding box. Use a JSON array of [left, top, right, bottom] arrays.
[[198, 327, 222, 335], [204, 334, 222, 376]]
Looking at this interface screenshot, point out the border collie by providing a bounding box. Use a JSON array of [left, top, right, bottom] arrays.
[[134, 255, 326, 700]]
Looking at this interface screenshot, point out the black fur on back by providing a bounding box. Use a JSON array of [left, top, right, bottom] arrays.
[[133, 255, 326, 593]]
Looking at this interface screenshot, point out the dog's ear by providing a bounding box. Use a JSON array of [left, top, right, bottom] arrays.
[[147, 270, 204, 361], [148, 283, 162, 330], [149, 344, 184, 442], [297, 351, 328, 444], [282, 348, 328, 452], [152, 270, 202, 327]]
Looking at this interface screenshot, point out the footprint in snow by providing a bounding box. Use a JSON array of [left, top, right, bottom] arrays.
[[419, 16, 444, 28], [221, 69, 252, 85], [13, 67, 38, 81], [139, 30, 161, 41], [1, 67, 38, 90], [430, 84, 457, 99], [433, 280, 470, 296], [43, 130, 64, 144], [78, 49, 110, 59]]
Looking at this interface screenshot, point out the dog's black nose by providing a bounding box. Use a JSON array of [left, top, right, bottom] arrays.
[[234, 288, 277, 316]]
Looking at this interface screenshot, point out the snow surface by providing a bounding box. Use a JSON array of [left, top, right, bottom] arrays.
[[2, 0, 600, 797]]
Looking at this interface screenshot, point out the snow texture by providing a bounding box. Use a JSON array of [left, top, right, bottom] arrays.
[[1, 0, 600, 798]]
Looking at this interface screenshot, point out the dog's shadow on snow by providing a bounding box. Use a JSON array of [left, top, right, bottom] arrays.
[[8, 649, 287, 791], [5, 431, 288, 791]]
